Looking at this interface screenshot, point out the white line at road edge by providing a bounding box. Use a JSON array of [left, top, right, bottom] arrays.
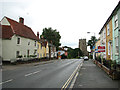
[[25, 70, 41, 77], [0, 79, 13, 85]]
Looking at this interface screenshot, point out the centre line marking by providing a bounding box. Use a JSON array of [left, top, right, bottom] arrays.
[[0, 79, 13, 85], [25, 70, 41, 77]]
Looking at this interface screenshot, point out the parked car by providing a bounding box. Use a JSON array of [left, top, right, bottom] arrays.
[[80, 57, 83, 59], [84, 56, 89, 60]]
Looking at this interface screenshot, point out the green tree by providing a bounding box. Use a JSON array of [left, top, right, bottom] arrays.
[[87, 36, 97, 51], [67, 47, 83, 59], [41, 27, 61, 50]]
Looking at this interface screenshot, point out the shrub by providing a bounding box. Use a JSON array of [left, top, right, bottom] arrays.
[[17, 55, 22, 58]]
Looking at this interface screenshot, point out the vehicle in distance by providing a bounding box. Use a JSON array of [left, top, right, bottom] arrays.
[[84, 56, 89, 60], [80, 57, 83, 59]]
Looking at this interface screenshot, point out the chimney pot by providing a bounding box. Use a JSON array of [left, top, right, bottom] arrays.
[[19, 17, 24, 24], [37, 32, 39, 39]]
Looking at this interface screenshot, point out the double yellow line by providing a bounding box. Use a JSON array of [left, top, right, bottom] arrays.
[[61, 61, 83, 90]]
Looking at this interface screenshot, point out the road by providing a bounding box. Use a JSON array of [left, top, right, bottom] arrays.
[[2, 59, 83, 88]]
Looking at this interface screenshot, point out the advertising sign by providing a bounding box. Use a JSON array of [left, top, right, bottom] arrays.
[[98, 46, 105, 52]]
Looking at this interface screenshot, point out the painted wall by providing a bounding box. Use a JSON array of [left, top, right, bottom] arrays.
[[37, 41, 42, 58], [100, 28, 106, 59], [95, 39, 101, 57], [112, 12, 119, 63], [106, 19, 113, 60], [118, 8, 120, 64], [2, 35, 37, 62], [45, 42, 49, 58]]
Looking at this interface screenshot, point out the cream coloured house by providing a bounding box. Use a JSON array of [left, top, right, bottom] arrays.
[[1, 16, 39, 63]]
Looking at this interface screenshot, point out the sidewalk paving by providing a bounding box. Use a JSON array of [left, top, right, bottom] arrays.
[[73, 59, 120, 89]]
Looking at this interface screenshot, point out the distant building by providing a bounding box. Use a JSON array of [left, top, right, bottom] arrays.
[[79, 39, 88, 56]]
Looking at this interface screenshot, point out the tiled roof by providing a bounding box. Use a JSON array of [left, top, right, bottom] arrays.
[[99, 1, 120, 34], [1, 25, 14, 39], [1, 17, 38, 40]]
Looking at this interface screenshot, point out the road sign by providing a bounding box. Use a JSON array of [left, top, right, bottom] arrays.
[[98, 46, 105, 52]]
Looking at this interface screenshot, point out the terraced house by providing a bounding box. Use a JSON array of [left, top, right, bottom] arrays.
[[0, 16, 39, 63], [99, 1, 120, 64]]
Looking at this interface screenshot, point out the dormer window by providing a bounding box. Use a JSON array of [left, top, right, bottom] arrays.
[[17, 37, 20, 44]]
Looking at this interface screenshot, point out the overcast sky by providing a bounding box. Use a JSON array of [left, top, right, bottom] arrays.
[[0, 0, 119, 50]]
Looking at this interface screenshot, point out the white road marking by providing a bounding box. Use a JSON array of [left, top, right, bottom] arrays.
[[25, 70, 41, 77], [0, 79, 13, 85]]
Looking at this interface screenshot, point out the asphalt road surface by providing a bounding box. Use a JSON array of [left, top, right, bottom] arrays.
[[2, 59, 83, 88]]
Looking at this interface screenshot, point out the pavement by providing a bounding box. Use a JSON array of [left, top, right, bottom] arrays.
[[73, 59, 120, 89]]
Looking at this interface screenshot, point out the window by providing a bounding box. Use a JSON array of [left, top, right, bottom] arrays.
[[37, 44, 39, 49], [27, 50, 30, 56], [17, 37, 20, 44], [108, 42, 110, 55], [115, 37, 119, 54], [107, 24, 109, 36], [28, 42, 30, 45], [104, 28, 106, 39], [114, 14, 118, 29], [35, 41, 36, 46], [16, 51, 20, 58], [34, 50, 37, 55], [41, 44, 42, 49]]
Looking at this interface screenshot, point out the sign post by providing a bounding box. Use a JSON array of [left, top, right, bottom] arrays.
[[97, 46, 105, 64]]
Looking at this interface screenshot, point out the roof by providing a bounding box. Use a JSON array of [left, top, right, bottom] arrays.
[[99, 1, 120, 34], [1, 25, 13, 39], [1, 16, 38, 40]]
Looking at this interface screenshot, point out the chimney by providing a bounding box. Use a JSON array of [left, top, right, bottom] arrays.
[[37, 32, 39, 39], [19, 17, 24, 24]]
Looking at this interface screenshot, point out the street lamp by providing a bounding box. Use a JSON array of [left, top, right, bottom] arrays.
[[87, 32, 96, 60], [87, 32, 95, 37]]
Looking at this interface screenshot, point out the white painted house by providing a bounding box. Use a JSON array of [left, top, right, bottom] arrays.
[[0, 16, 39, 63]]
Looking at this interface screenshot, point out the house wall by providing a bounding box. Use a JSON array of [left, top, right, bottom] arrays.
[[95, 39, 100, 57], [118, 9, 120, 63], [45, 42, 49, 58], [37, 42, 42, 58], [106, 19, 113, 60], [112, 12, 119, 63], [2, 35, 37, 62], [100, 28, 106, 59], [42, 46, 46, 58]]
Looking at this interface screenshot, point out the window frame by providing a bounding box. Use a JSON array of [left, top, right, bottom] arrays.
[[107, 24, 110, 36], [17, 37, 21, 45], [16, 51, 20, 58]]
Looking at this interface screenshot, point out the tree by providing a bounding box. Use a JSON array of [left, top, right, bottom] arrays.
[[87, 36, 97, 51], [67, 47, 83, 59], [41, 27, 61, 50]]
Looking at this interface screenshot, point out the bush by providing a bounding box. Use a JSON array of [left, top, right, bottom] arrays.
[[17, 55, 23, 58], [30, 55, 37, 58], [24, 55, 26, 57]]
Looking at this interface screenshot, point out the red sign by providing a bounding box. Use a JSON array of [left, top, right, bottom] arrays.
[[98, 46, 105, 52], [65, 52, 68, 56]]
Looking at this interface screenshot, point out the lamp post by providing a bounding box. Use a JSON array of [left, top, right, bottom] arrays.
[[87, 32, 96, 60], [87, 32, 96, 37]]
